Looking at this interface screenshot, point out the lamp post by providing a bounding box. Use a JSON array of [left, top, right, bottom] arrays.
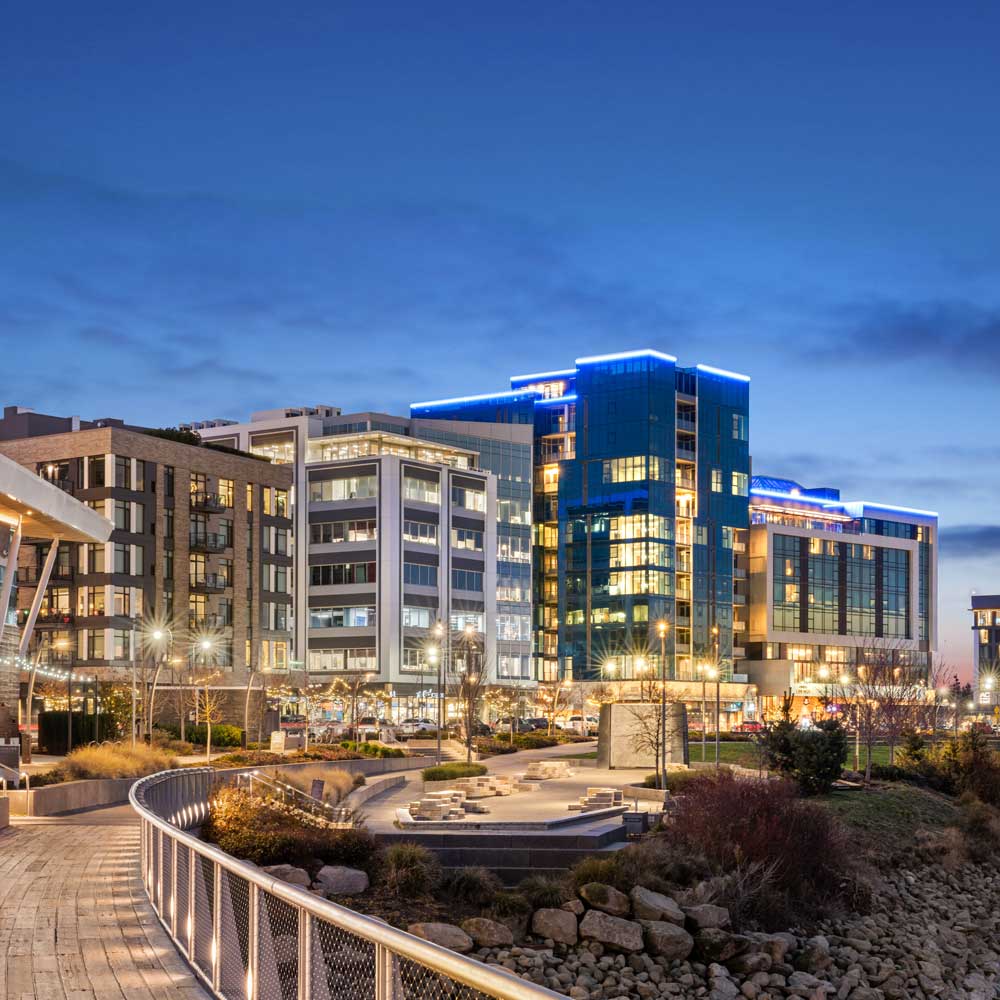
[[935, 686, 949, 736], [198, 637, 216, 761], [67, 668, 73, 755], [427, 637, 442, 765], [698, 663, 708, 763], [657, 620, 668, 789], [705, 666, 721, 767], [145, 626, 172, 743]]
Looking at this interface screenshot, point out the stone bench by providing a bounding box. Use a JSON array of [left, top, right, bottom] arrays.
[[522, 760, 573, 781], [569, 786, 624, 812]]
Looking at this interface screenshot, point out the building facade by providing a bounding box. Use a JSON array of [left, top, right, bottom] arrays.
[[411, 349, 752, 684], [971, 595, 1000, 710], [743, 475, 938, 715], [0, 408, 294, 689], [189, 409, 502, 703]]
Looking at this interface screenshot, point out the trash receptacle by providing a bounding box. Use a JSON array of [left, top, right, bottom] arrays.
[[622, 811, 650, 837]]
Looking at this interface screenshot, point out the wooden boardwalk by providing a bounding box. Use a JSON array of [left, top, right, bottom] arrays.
[[0, 807, 208, 1000]]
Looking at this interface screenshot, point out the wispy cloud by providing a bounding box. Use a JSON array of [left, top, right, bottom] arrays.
[[940, 525, 1000, 559]]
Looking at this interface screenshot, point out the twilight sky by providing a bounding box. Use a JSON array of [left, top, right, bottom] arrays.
[[2, 2, 998, 675]]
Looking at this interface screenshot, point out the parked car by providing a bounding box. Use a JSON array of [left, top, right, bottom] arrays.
[[568, 714, 599, 735], [732, 721, 764, 733], [280, 714, 306, 729], [398, 717, 437, 734], [526, 717, 560, 732], [493, 716, 532, 734]]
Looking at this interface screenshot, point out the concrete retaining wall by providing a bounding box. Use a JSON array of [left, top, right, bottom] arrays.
[[596, 702, 690, 768], [9, 755, 423, 817], [341, 773, 406, 811], [0, 796, 8, 829], [7, 777, 135, 816]]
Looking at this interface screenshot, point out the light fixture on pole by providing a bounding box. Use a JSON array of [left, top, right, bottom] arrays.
[[657, 619, 668, 790], [427, 642, 441, 765], [705, 666, 720, 767]]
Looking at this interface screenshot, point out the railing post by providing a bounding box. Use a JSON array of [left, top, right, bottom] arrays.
[[212, 862, 222, 994], [297, 908, 310, 1000], [248, 883, 259, 1000], [375, 943, 400, 1000]]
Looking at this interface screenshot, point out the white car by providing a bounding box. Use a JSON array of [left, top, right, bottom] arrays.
[[399, 717, 437, 735], [568, 715, 599, 735]]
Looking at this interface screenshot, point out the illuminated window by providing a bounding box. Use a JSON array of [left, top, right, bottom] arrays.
[[603, 456, 647, 483], [711, 469, 722, 492], [731, 472, 749, 497]]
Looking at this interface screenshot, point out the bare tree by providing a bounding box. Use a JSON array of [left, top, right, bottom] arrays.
[[455, 664, 488, 762], [626, 704, 666, 787], [536, 679, 573, 735], [837, 641, 929, 779], [329, 673, 374, 740], [485, 684, 527, 744], [197, 680, 224, 761]]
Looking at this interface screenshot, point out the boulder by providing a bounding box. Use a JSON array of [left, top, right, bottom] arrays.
[[683, 903, 731, 930], [313, 865, 370, 896], [579, 910, 644, 953], [262, 864, 311, 889], [460, 917, 513, 948], [631, 886, 685, 924], [641, 920, 694, 961], [579, 882, 631, 917], [726, 950, 772, 976], [406, 922, 474, 953], [532, 908, 578, 946], [694, 928, 748, 963], [562, 898, 585, 916]]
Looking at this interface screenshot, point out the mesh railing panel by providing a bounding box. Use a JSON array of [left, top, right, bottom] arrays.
[[218, 869, 251, 1000], [161, 834, 174, 933], [396, 956, 493, 1000], [258, 890, 300, 1000], [311, 914, 377, 999], [151, 826, 162, 912], [175, 841, 191, 953], [193, 854, 216, 980]]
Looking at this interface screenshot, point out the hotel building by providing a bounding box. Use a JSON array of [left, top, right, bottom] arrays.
[[411, 349, 752, 685], [187, 408, 507, 700], [0, 406, 294, 691], [743, 475, 938, 715], [970, 595, 1000, 710]]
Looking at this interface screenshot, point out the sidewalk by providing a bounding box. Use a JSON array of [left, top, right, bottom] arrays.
[[1, 809, 208, 999]]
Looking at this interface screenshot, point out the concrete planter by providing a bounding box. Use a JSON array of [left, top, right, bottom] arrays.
[[7, 777, 135, 816], [0, 796, 8, 829], [624, 783, 671, 804], [341, 773, 406, 810]]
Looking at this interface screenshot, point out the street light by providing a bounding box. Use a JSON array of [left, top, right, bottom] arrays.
[[697, 663, 708, 762], [427, 643, 442, 765], [705, 666, 720, 767], [656, 619, 669, 789]]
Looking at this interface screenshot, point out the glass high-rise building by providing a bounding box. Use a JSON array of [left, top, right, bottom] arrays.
[[412, 349, 751, 683]]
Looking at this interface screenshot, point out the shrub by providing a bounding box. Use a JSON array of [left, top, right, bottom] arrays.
[[669, 772, 853, 928], [473, 738, 518, 756], [642, 768, 732, 793], [443, 866, 503, 905], [201, 787, 381, 873], [58, 742, 176, 781], [511, 733, 558, 750], [869, 763, 908, 782], [151, 728, 196, 755], [518, 875, 569, 909], [163, 723, 243, 747], [761, 719, 848, 795], [352, 773, 367, 788], [421, 762, 487, 782], [567, 855, 630, 892], [490, 891, 531, 917], [336, 740, 405, 758], [278, 766, 355, 805], [898, 729, 928, 767], [380, 843, 441, 896]]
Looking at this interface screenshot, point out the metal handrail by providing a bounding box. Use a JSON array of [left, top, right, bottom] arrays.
[[131, 768, 561, 1000], [236, 770, 356, 825]]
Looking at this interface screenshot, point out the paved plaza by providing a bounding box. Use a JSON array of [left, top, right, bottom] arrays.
[[0, 806, 207, 1000]]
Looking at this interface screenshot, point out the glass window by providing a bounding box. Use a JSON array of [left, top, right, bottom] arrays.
[[602, 456, 647, 483], [403, 520, 438, 545], [403, 563, 437, 587], [134, 460, 146, 491], [451, 568, 483, 591], [275, 489, 288, 517], [219, 478, 234, 508], [402, 606, 433, 628], [711, 469, 723, 493], [164, 465, 175, 497], [731, 472, 749, 496], [115, 456, 131, 489], [89, 455, 106, 487], [451, 485, 486, 511], [451, 527, 483, 551], [310, 562, 377, 586], [732, 413, 748, 441], [310, 519, 377, 544], [309, 606, 376, 628], [310, 476, 377, 502], [403, 477, 440, 504], [114, 500, 129, 531], [113, 543, 130, 574]]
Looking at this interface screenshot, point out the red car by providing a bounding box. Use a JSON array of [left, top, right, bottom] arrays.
[[731, 721, 763, 733]]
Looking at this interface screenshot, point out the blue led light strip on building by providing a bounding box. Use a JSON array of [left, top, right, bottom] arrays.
[[410, 389, 538, 409], [695, 363, 752, 382]]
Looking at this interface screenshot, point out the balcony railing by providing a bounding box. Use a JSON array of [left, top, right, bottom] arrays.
[[23, 610, 75, 626], [188, 614, 232, 630], [189, 574, 229, 593], [190, 491, 227, 513], [189, 531, 228, 552]]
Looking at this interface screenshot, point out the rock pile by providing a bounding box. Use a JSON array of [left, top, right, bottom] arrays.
[[412, 862, 1000, 1000]]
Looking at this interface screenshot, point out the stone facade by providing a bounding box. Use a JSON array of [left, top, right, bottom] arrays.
[[596, 701, 689, 769]]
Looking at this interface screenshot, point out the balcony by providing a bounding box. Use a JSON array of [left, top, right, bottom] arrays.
[[32, 610, 75, 627], [189, 613, 232, 630], [190, 491, 227, 513], [189, 530, 228, 553], [189, 574, 229, 593], [676, 438, 696, 458], [676, 414, 696, 433], [676, 473, 696, 491]]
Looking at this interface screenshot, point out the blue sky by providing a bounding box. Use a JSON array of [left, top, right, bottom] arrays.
[[3, 2, 999, 674]]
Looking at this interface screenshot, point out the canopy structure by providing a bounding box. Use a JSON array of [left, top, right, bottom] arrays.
[[0, 453, 113, 705]]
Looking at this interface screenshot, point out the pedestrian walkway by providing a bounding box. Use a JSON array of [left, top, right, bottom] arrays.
[[0, 806, 208, 1000]]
